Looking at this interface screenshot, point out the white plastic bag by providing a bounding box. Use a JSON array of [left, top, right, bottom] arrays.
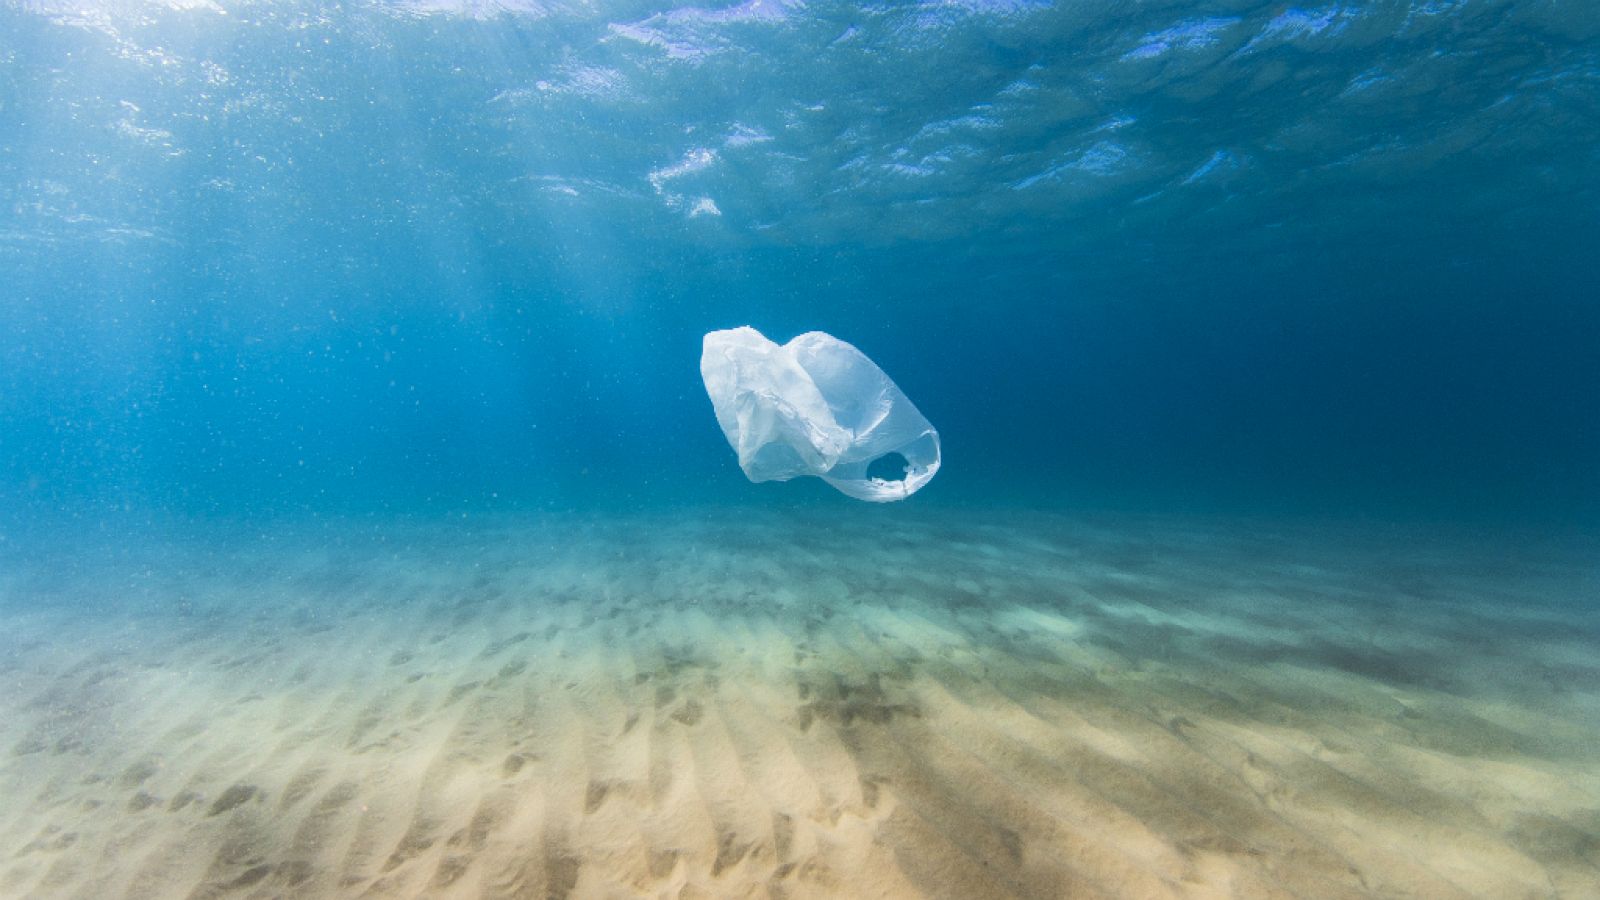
[[700, 326, 941, 502]]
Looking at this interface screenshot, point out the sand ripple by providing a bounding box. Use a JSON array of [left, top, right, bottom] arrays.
[[1, 511, 1596, 898]]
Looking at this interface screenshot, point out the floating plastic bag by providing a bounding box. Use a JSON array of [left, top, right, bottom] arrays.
[[700, 326, 941, 502]]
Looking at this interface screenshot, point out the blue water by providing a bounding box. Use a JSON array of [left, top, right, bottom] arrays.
[[3, 0, 1596, 527], [2, 7, 1600, 896], [3, 3, 1600, 883]]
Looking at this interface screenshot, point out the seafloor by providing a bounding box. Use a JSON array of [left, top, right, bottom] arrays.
[[1, 509, 1596, 899]]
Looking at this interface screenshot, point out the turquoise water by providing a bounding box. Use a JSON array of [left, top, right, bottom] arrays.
[[2, 3, 1598, 898], [3, 0, 1597, 524]]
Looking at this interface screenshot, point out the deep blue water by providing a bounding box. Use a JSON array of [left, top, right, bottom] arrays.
[[2, 0, 1598, 526]]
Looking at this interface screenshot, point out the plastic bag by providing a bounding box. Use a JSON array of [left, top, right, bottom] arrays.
[[700, 326, 941, 502]]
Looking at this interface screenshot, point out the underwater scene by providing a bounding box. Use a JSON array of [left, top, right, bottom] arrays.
[[2, 1, 1598, 898]]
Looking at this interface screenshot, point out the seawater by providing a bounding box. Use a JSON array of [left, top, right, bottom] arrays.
[[1, 2, 1597, 898]]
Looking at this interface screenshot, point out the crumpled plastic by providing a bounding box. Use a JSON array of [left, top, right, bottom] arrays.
[[700, 326, 941, 502]]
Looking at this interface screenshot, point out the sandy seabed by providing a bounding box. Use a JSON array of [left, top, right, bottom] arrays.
[[0, 509, 1597, 900]]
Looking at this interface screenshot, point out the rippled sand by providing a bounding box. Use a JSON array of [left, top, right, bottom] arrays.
[[1, 510, 1596, 899]]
